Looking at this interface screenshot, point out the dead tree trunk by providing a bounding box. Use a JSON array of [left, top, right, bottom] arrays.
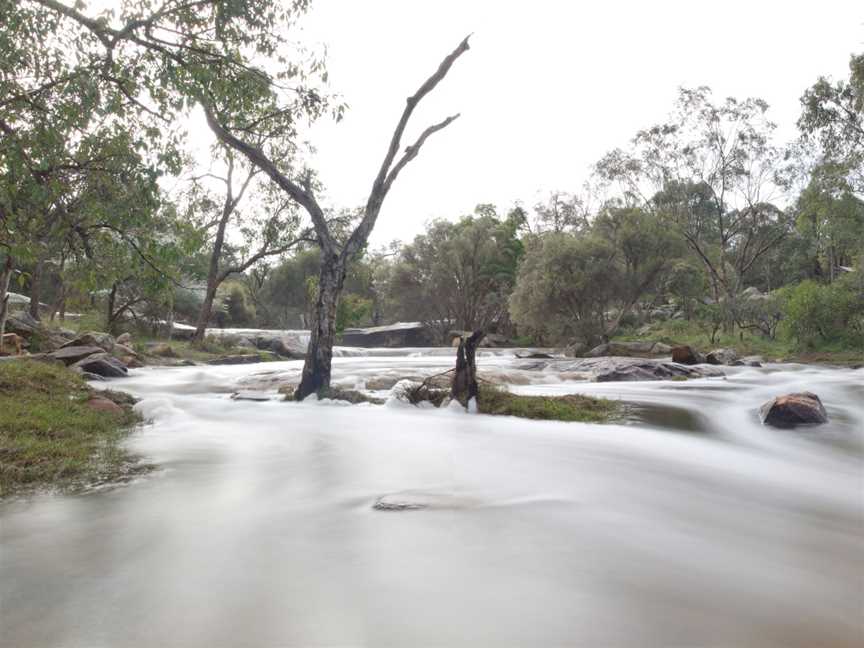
[[204, 36, 471, 400], [0, 254, 13, 354], [451, 329, 485, 408]]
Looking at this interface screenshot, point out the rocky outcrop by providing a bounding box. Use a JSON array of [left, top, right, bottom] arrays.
[[145, 342, 176, 358], [517, 356, 724, 382], [343, 322, 437, 347], [49, 345, 104, 365], [72, 353, 128, 378], [116, 332, 132, 345], [85, 396, 124, 414], [61, 331, 115, 353], [671, 345, 705, 365], [760, 392, 828, 427], [706, 348, 738, 365], [261, 336, 306, 358], [587, 341, 672, 358]]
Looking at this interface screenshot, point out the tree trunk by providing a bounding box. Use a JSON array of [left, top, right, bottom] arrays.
[[193, 279, 219, 343], [451, 329, 485, 408], [0, 255, 13, 354], [295, 257, 345, 400], [28, 257, 44, 320]]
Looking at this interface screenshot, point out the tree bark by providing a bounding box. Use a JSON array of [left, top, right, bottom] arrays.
[[451, 329, 485, 408], [295, 257, 345, 400], [0, 255, 13, 354], [28, 257, 44, 320]]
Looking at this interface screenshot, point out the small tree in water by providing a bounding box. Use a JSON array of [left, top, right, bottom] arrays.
[[206, 37, 472, 399]]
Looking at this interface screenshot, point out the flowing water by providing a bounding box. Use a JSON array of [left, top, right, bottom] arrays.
[[1, 349, 863, 646]]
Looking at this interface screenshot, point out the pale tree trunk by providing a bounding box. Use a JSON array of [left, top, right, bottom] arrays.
[[295, 258, 345, 399], [28, 257, 44, 320], [0, 255, 13, 353]]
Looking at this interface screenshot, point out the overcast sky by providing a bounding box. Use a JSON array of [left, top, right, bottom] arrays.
[[256, 0, 859, 247]]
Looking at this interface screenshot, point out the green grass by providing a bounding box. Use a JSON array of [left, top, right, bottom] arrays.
[[131, 336, 277, 363], [477, 385, 620, 423], [0, 360, 143, 497], [615, 320, 863, 365]]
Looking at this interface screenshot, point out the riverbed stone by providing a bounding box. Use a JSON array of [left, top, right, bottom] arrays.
[[48, 345, 104, 365], [72, 353, 128, 378], [518, 356, 724, 382], [760, 392, 828, 428], [706, 348, 738, 365], [672, 345, 704, 365], [61, 331, 115, 353], [85, 397, 124, 414], [206, 353, 266, 365]]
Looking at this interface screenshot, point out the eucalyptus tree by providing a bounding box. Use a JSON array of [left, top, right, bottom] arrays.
[[204, 37, 471, 398], [596, 87, 791, 301], [798, 52, 864, 194], [188, 147, 312, 343]]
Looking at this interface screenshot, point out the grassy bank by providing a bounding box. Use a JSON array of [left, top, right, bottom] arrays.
[[615, 320, 863, 365], [478, 385, 620, 423], [0, 360, 144, 497]]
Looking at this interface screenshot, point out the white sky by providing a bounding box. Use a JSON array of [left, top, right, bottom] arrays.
[[268, 0, 864, 247]]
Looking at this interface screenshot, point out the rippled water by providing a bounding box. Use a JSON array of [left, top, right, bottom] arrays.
[[2, 349, 863, 646]]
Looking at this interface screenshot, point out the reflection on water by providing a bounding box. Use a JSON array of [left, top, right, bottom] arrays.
[[1, 349, 863, 647]]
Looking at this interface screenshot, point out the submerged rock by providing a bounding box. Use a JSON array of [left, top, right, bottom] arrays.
[[587, 341, 672, 358], [760, 392, 828, 428], [206, 354, 265, 365]]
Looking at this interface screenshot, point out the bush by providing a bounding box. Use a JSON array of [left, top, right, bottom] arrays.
[[781, 278, 864, 348]]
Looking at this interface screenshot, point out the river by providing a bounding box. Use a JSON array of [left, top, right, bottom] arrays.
[[1, 349, 862, 646]]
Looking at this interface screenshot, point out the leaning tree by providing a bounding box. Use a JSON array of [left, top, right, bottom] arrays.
[[204, 37, 471, 398]]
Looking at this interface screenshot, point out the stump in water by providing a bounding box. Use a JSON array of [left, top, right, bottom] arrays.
[[451, 329, 485, 408]]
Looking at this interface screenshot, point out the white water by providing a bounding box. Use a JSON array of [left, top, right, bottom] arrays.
[[2, 350, 863, 646]]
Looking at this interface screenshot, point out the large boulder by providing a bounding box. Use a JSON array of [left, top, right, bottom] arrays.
[[116, 332, 132, 345], [671, 345, 704, 365], [61, 331, 115, 353], [72, 353, 128, 378], [760, 392, 828, 428], [48, 345, 104, 365], [5, 312, 40, 336], [264, 336, 306, 358], [706, 348, 738, 365], [586, 341, 672, 358], [343, 322, 437, 347]]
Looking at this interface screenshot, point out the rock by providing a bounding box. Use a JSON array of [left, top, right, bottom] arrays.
[[116, 332, 132, 345], [145, 342, 176, 358], [519, 356, 724, 382], [742, 355, 763, 367], [56, 327, 77, 339], [365, 376, 402, 390], [706, 348, 738, 365], [266, 336, 306, 358], [120, 355, 144, 369], [317, 387, 385, 405], [5, 312, 40, 336], [672, 345, 704, 365], [482, 333, 511, 348], [61, 331, 115, 353], [515, 352, 554, 359], [587, 341, 672, 358], [79, 371, 105, 381], [206, 354, 264, 365], [113, 343, 138, 357], [85, 397, 124, 414], [48, 345, 104, 365], [230, 391, 273, 402], [72, 353, 128, 378], [564, 342, 586, 357], [343, 322, 437, 347], [760, 392, 828, 428], [235, 337, 256, 349]]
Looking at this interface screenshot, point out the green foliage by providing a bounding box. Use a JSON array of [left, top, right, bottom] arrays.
[[780, 277, 864, 348], [477, 385, 619, 423], [0, 360, 142, 496], [336, 293, 373, 332]]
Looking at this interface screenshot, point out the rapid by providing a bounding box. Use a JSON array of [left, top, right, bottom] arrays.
[[2, 347, 863, 646]]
